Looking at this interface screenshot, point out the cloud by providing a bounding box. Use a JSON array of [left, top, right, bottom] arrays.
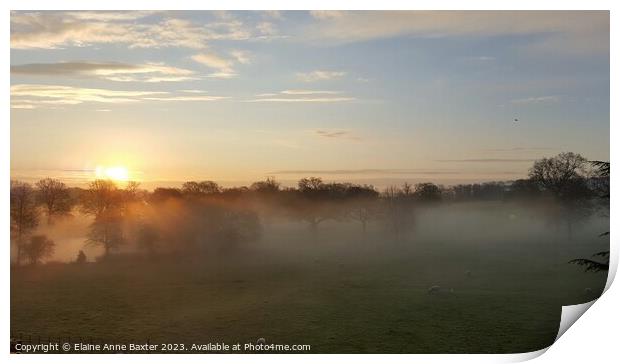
[[256, 22, 277, 36], [262, 11, 283, 20], [315, 130, 349, 138], [270, 168, 460, 175], [10, 84, 228, 109], [61, 11, 158, 22], [436, 159, 535, 163], [10, 11, 265, 49], [192, 51, 252, 78], [309, 11, 345, 20], [247, 97, 355, 103], [482, 147, 554, 152], [248, 90, 354, 103], [281, 90, 342, 95], [11, 61, 197, 82], [302, 11, 609, 55], [462, 56, 496, 63], [192, 53, 234, 72], [296, 70, 347, 82], [313, 129, 361, 141], [510, 95, 561, 104], [11, 84, 164, 104], [141, 95, 230, 102], [229, 50, 252, 64]]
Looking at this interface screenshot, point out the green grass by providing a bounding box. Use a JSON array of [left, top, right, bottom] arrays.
[[11, 205, 609, 353]]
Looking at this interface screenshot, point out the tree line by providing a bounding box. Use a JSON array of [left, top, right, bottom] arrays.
[[10, 152, 609, 266]]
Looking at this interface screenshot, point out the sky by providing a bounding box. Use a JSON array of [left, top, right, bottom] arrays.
[[10, 11, 610, 189]]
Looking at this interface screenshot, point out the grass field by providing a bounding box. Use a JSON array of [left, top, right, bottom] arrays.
[[10, 202, 609, 353]]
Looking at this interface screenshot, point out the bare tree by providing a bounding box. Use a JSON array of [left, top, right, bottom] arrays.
[[80, 179, 120, 217], [381, 184, 416, 240], [413, 182, 442, 203], [123, 181, 143, 202], [528, 152, 589, 198], [298, 177, 324, 192], [81, 180, 125, 259], [86, 213, 125, 258], [182, 181, 221, 196], [529, 153, 594, 237], [35, 178, 73, 224], [10, 181, 39, 266], [250, 177, 281, 193], [293, 177, 347, 236], [23, 235, 55, 265], [347, 185, 379, 234]]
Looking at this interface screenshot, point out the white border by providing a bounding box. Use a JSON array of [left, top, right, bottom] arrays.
[[3, 1, 617, 363]]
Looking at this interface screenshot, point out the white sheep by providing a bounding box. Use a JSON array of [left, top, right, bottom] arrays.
[[428, 285, 456, 296]]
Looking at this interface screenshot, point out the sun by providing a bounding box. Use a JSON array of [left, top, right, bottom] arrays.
[[95, 165, 129, 182]]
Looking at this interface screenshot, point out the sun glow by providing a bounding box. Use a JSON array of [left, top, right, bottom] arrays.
[[95, 165, 130, 181]]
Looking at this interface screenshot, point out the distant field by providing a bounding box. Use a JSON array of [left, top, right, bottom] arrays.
[[11, 203, 609, 353]]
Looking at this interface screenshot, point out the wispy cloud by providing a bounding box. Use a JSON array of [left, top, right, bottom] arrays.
[[229, 50, 252, 64], [309, 11, 345, 20], [191, 51, 252, 78], [11, 84, 228, 109], [192, 53, 234, 73], [11, 61, 197, 83], [11, 84, 164, 104], [10, 11, 269, 49], [262, 11, 283, 20], [462, 56, 496, 63], [142, 95, 230, 102], [510, 95, 561, 104], [482, 147, 554, 152], [436, 159, 535, 163], [248, 97, 354, 103], [248, 90, 354, 103], [303, 11, 609, 55], [313, 130, 360, 141], [296, 70, 346, 82], [270, 168, 460, 175], [281, 90, 342, 95]]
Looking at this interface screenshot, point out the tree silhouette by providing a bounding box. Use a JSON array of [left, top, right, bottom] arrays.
[[182, 181, 221, 196], [382, 184, 416, 240], [10, 181, 39, 266], [81, 180, 125, 259], [23, 235, 55, 265], [35, 178, 73, 224], [346, 185, 379, 234], [413, 182, 442, 203], [150, 187, 183, 203], [86, 212, 125, 258], [528, 152, 589, 199], [250, 177, 281, 194], [80, 179, 121, 217], [569, 160, 610, 272], [569, 251, 609, 272], [529, 152, 593, 237]]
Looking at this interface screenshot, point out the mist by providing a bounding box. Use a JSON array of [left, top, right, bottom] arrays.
[[10, 157, 610, 353]]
